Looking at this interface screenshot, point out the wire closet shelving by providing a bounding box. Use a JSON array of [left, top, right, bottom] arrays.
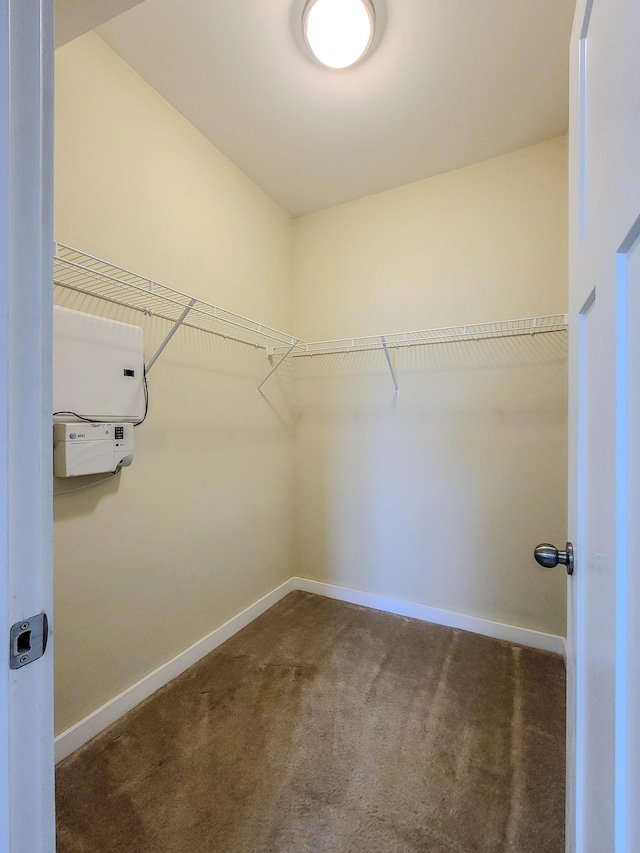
[[53, 243, 568, 394], [53, 244, 302, 353]]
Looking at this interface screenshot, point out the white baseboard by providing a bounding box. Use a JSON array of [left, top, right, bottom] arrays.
[[55, 575, 565, 763], [292, 577, 566, 656], [54, 577, 296, 763]]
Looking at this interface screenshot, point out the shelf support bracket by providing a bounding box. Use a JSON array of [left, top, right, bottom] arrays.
[[257, 340, 298, 394], [381, 336, 400, 396], [145, 298, 196, 374]]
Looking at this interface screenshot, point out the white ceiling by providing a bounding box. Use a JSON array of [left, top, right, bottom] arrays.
[[55, 0, 145, 48], [70, 0, 575, 217]]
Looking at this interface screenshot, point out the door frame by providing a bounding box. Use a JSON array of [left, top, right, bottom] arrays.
[[568, 0, 640, 849], [0, 0, 55, 850]]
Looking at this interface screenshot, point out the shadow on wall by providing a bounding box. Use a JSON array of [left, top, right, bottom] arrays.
[[292, 332, 568, 636]]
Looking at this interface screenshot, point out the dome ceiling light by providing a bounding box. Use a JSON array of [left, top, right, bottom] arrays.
[[302, 0, 376, 69]]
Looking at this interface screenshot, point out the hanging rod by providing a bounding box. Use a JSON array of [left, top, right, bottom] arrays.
[[271, 314, 568, 358], [53, 243, 303, 354]]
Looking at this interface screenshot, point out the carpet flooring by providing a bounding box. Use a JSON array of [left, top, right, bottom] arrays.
[[56, 591, 566, 852]]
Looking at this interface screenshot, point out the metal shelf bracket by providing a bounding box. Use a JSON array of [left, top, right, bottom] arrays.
[[381, 336, 400, 396], [146, 298, 196, 374], [257, 340, 298, 394]]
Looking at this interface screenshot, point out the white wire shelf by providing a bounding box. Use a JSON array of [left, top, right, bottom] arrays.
[[270, 314, 568, 358], [53, 244, 301, 352], [53, 243, 567, 392]]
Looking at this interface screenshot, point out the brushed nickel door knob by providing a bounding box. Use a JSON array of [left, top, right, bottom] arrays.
[[534, 542, 574, 575]]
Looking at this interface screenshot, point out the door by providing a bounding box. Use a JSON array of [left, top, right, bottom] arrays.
[[567, 0, 640, 850], [0, 1, 55, 850]]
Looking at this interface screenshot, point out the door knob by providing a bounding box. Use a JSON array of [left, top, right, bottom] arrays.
[[534, 542, 574, 575]]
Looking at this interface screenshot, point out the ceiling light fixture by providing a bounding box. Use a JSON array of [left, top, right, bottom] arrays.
[[302, 0, 376, 69]]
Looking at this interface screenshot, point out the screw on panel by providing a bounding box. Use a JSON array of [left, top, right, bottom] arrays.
[[20, 622, 29, 631]]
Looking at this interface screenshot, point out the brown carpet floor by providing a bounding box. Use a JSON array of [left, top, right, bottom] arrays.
[[56, 591, 565, 852]]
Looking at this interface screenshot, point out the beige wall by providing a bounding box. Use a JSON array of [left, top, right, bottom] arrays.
[[291, 139, 568, 636], [54, 34, 295, 734], [54, 35, 568, 736], [55, 34, 291, 326], [292, 138, 568, 340]]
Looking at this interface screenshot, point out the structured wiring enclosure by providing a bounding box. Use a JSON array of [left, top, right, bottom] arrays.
[[53, 305, 145, 423]]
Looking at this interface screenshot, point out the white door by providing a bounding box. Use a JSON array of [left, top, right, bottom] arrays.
[[0, 1, 55, 850], [567, 0, 640, 850]]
